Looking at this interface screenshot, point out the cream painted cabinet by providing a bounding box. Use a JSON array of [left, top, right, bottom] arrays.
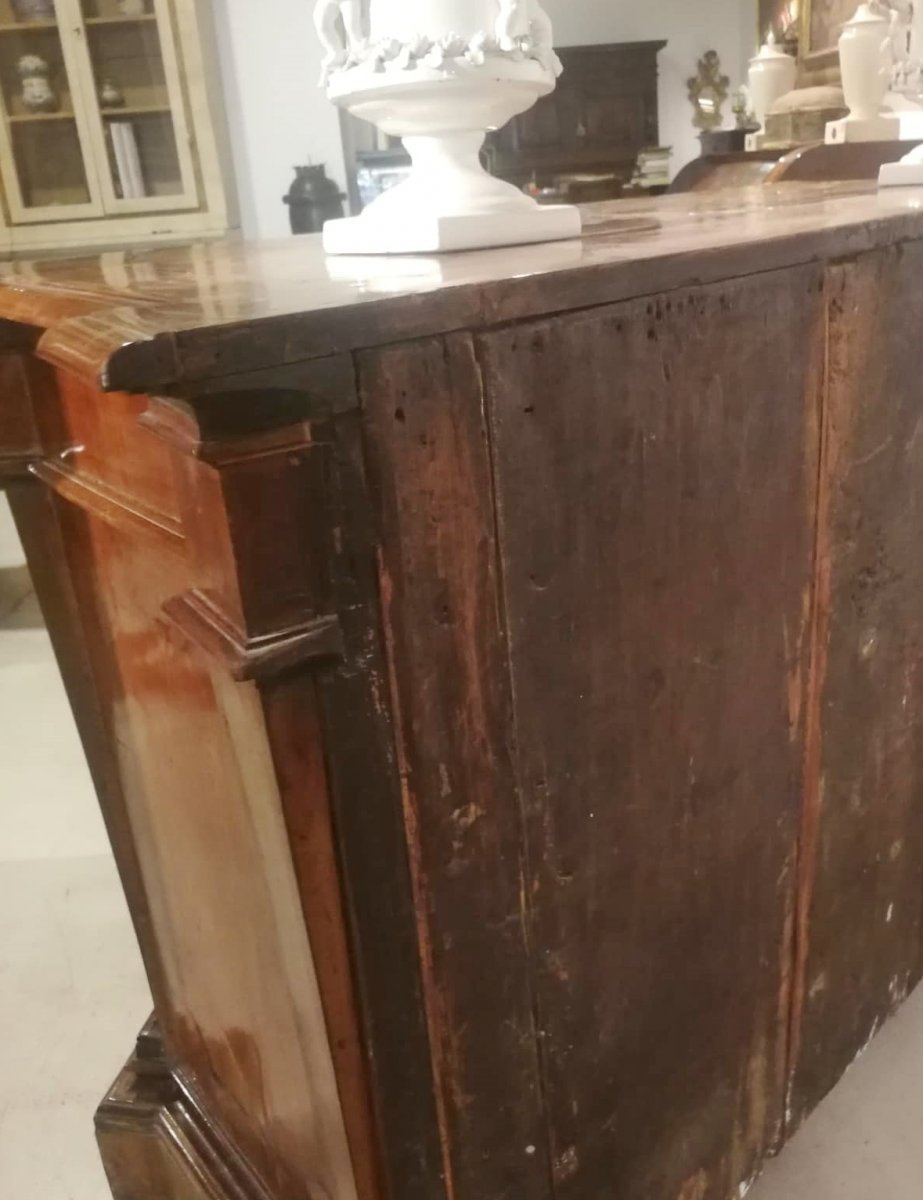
[[0, 0, 234, 251]]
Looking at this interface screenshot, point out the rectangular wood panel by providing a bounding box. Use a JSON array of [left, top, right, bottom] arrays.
[[788, 243, 923, 1125], [359, 335, 553, 1200], [478, 267, 825, 1200]]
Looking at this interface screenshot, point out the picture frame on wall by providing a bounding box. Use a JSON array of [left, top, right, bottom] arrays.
[[758, 0, 802, 51], [800, 0, 853, 73]]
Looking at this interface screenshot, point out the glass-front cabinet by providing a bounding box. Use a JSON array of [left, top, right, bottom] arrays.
[[0, 0, 232, 250]]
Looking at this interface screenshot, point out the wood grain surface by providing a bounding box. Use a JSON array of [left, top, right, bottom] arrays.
[[6, 191, 923, 1200], [359, 336, 552, 1200], [788, 242, 923, 1127], [478, 268, 825, 1200]]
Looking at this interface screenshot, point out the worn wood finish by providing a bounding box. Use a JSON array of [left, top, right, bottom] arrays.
[[788, 243, 923, 1127], [4, 184, 923, 1200], [670, 143, 923, 195], [478, 269, 824, 1200], [0, 183, 914, 390], [0, 352, 40, 479], [359, 336, 552, 1200], [96, 1021, 276, 1200]]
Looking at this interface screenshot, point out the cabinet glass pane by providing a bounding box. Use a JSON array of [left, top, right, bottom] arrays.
[[80, 0, 183, 199], [0, 0, 91, 210]]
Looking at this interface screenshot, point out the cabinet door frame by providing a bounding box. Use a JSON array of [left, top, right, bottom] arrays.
[[0, 0, 105, 224], [62, 0, 199, 217]]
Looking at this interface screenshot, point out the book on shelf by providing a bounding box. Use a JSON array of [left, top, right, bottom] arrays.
[[110, 121, 146, 200]]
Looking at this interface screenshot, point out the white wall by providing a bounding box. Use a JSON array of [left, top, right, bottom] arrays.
[[213, 0, 759, 240], [544, 0, 759, 177], [211, 0, 347, 240]]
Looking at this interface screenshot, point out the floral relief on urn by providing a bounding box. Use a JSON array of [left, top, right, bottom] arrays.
[[313, 0, 580, 254]]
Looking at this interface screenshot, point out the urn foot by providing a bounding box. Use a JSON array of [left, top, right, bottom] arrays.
[[826, 113, 901, 144], [323, 130, 580, 254], [324, 203, 581, 254]]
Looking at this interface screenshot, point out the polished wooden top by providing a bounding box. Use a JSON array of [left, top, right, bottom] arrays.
[[0, 180, 921, 392]]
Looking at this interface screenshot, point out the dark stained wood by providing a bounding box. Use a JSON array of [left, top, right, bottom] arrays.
[[765, 140, 923, 184], [0, 353, 41, 480], [96, 1021, 277, 1200], [477, 268, 825, 1200], [670, 143, 923, 196], [669, 149, 791, 194], [0, 185, 915, 392], [6, 184, 923, 1200], [787, 242, 923, 1128], [358, 336, 553, 1200], [314, 408, 448, 1200], [486, 42, 666, 192]]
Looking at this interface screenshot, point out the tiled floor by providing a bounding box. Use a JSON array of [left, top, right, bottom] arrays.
[[2, 490, 923, 1200]]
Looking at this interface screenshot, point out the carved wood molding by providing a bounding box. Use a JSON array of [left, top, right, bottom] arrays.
[[163, 589, 344, 682], [32, 457, 185, 547], [97, 1021, 279, 1200]]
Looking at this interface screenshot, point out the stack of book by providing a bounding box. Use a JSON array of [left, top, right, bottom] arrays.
[[110, 122, 146, 200], [630, 147, 672, 190]]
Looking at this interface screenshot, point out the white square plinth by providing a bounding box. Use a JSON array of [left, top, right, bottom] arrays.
[[323, 204, 582, 255], [879, 158, 923, 187], [826, 115, 901, 145]]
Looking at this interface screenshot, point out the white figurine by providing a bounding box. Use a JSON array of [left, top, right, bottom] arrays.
[[496, 0, 561, 76], [495, 0, 529, 50], [315, 0, 368, 81], [529, 0, 562, 76]]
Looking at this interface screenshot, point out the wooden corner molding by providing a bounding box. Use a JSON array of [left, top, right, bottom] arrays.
[[96, 1020, 279, 1200], [0, 450, 39, 485], [163, 588, 344, 682]]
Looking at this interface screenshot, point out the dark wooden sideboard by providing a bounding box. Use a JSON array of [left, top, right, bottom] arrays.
[[2, 183, 923, 1200], [340, 41, 666, 210], [486, 41, 666, 191]]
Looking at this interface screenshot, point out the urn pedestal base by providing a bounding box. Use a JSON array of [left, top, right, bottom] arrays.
[[324, 204, 580, 255], [324, 56, 581, 255], [826, 113, 901, 144]]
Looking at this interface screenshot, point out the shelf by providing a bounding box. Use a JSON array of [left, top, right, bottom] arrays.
[[100, 104, 169, 116], [8, 110, 76, 122], [84, 14, 156, 25], [0, 20, 58, 32]]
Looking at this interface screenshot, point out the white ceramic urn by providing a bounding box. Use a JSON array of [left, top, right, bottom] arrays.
[[840, 2, 894, 121], [748, 33, 796, 131], [313, 0, 581, 255]]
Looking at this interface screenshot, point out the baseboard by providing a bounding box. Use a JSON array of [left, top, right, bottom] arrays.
[[95, 1019, 276, 1200]]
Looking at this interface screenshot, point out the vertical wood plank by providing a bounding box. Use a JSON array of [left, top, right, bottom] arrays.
[[358, 335, 553, 1200], [788, 243, 923, 1125], [317, 409, 448, 1200], [478, 268, 824, 1200]]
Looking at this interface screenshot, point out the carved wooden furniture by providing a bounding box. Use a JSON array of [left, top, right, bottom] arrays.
[[340, 41, 666, 211], [0, 0, 234, 252], [3, 182, 923, 1200], [670, 139, 923, 192]]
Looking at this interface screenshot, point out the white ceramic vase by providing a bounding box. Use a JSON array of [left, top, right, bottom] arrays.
[[748, 33, 796, 131], [314, 0, 581, 255], [840, 2, 893, 121]]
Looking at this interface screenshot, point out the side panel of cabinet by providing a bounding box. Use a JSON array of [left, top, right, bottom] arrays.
[[477, 267, 824, 1200], [787, 242, 923, 1126]]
